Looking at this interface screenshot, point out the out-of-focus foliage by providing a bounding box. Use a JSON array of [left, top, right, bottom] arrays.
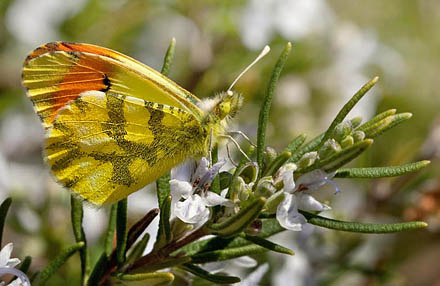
[[0, 0, 439, 285]]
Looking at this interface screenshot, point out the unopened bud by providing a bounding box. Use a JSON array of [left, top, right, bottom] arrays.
[[297, 151, 319, 168]]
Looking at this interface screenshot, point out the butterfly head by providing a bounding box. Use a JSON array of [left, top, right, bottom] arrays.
[[214, 90, 243, 120]]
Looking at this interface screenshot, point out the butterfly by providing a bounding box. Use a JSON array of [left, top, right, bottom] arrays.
[[22, 42, 268, 205]]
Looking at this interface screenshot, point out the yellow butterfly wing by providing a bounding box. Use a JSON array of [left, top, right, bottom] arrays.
[[46, 91, 207, 205], [22, 42, 203, 129]]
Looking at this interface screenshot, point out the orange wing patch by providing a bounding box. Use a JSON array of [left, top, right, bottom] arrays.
[[22, 42, 203, 129]]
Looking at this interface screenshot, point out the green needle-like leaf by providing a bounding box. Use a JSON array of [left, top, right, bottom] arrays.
[[19, 256, 32, 274], [300, 211, 428, 233], [155, 196, 172, 249], [241, 234, 294, 255], [257, 42, 292, 177], [208, 198, 266, 237], [126, 233, 150, 265], [357, 109, 396, 132], [364, 113, 412, 139], [181, 263, 241, 284], [263, 151, 291, 176], [116, 198, 128, 266], [112, 272, 174, 286], [87, 253, 108, 286], [284, 133, 307, 154], [105, 204, 118, 256], [318, 77, 378, 149], [71, 195, 88, 284], [335, 161, 430, 178], [160, 37, 176, 76], [155, 38, 175, 250], [0, 197, 12, 246], [289, 134, 324, 163], [191, 244, 268, 264], [36, 242, 85, 286], [299, 139, 373, 173]]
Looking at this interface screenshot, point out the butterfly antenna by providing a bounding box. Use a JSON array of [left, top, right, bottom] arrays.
[[227, 45, 271, 92]]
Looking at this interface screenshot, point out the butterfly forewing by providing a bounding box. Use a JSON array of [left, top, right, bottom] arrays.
[[22, 42, 203, 129], [45, 91, 206, 205]]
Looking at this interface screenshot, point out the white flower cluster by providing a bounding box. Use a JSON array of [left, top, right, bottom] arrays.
[[0, 243, 30, 286]]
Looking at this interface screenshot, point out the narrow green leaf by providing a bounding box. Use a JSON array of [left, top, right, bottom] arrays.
[[257, 42, 292, 176], [116, 198, 128, 266], [181, 263, 240, 284], [70, 195, 88, 284], [0, 197, 12, 246], [364, 113, 412, 139], [284, 133, 307, 154], [299, 139, 373, 173], [128, 208, 159, 250], [160, 37, 176, 76], [263, 151, 291, 176], [105, 203, 117, 256], [323, 139, 373, 172], [37, 242, 85, 286], [162, 197, 172, 243], [87, 253, 108, 286], [113, 272, 174, 286], [126, 233, 150, 265], [241, 234, 294, 255], [191, 244, 268, 264], [300, 210, 428, 233], [156, 173, 170, 209], [208, 198, 266, 237], [289, 134, 324, 163], [357, 109, 396, 132], [19, 256, 32, 274], [155, 37, 175, 250], [318, 77, 379, 149], [335, 161, 430, 178], [181, 219, 284, 257], [211, 145, 221, 194]]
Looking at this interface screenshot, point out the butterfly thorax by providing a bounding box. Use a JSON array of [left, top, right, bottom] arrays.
[[198, 91, 243, 148]]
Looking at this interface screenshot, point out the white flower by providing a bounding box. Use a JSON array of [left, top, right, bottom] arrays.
[[170, 157, 233, 224], [0, 243, 30, 286], [276, 169, 339, 231]]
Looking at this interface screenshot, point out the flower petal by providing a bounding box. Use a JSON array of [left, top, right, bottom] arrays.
[[204, 191, 234, 207], [297, 193, 331, 212], [170, 179, 193, 200], [174, 195, 210, 224], [192, 157, 210, 183], [276, 194, 306, 231], [198, 160, 225, 189], [171, 159, 195, 182], [280, 163, 297, 193], [233, 256, 258, 268], [0, 243, 13, 267]]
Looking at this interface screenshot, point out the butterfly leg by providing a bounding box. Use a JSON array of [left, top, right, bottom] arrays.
[[227, 130, 256, 147], [219, 135, 252, 162], [226, 143, 239, 167]]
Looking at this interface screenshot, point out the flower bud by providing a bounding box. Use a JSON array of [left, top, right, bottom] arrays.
[[353, 130, 365, 142], [319, 139, 341, 158], [255, 176, 276, 197], [332, 120, 353, 142], [297, 151, 319, 168], [341, 135, 354, 148]]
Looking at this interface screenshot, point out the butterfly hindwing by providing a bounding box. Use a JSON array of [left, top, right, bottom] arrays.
[[22, 42, 203, 129], [46, 91, 206, 205]]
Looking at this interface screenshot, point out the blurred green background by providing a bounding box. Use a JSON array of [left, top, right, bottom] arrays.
[[1, 0, 439, 285]]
